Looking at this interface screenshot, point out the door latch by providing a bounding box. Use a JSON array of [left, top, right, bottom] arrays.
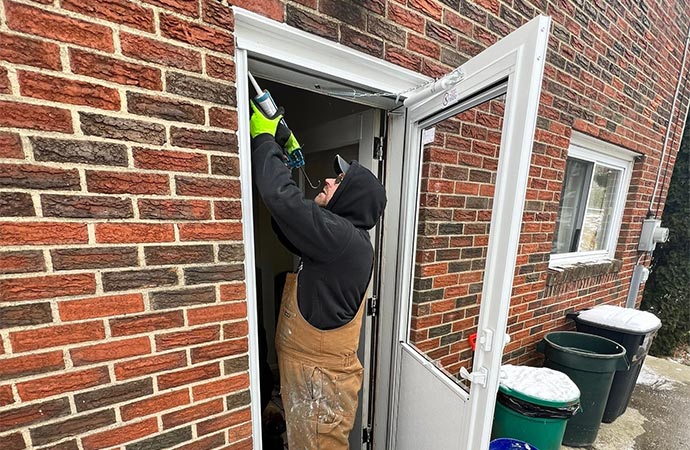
[[459, 366, 488, 388]]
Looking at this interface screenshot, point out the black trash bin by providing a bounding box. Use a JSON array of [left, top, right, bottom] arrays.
[[568, 305, 661, 423]]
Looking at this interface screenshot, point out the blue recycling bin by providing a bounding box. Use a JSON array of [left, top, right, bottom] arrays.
[[490, 438, 540, 450]]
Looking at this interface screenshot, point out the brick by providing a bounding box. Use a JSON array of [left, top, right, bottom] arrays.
[[176, 177, 240, 198], [191, 338, 247, 364], [408, 34, 440, 59], [0, 132, 23, 159], [18, 367, 110, 402], [184, 264, 244, 285], [115, 352, 187, 381], [0, 384, 14, 406], [0, 66, 10, 94], [227, 421, 252, 444], [120, 389, 189, 421], [59, 293, 144, 322], [201, 0, 233, 30], [0, 101, 73, 133], [162, 398, 223, 429], [175, 433, 225, 450], [133, 148, 209, 173], [121, 32, 202, 72], [52, 247, 138, 271], [0, 250, 44, 274], [80, 113, 166, 145], [42, 194, 134, 219], [10, 321, 104, 352], [218, 245, 244, 263], [18, 71, 120, 110], [188, 302, 246, 326], [209, 107, 237, 129], [139, 199, 212, 220], [150, 286, 216, 310], [96, 223, 175, 244], [286, 5, 338, 41], [160, 14, 232, 53], [0, 351, 63, 381], [5, 2, 114, 52], [75, 378, 153, 412], [0, 192, 35, 217], [145, 245, 214, 266], [142, 0, 198, 17], [86, 170, 170, 195], [128, 93, 204, 124], [126, 426, 192, 450], [179, 222, 243, 241], [0, 303, 53, 330], [389, 3, 425, 34], [192, 373, 249, 401], [0, 31, 61, 70], [341, 27, 384, 58], [367, 16, 406, 47], [0, 273, 95, 303], [219, 283, 246, 301], [110, 311, 184, 337], [197, 407, 250, 436], [320, 0, 365, 28], [214, 200, 242, 219], [0, 164, 80, 190], [171, 127, 237, 152], [29, 409, 116, 447], [223, 320, 248, 340], [62, 0, 155, 32], [158, 363, 220, 390], [223, 355, 248, 375], [229, 0, 283, 21], [37, 440, 79, 450], [103, 268, 179, 291], [82, 417, 158, 450], [31, 137, 128, 167], [0, 222, 88, 246], [71, 336, 151, 366], [206, 55, 235, 82], [166, 72, 235, 106], [70, 49, 161, 90], [0, 398, 70, 433], [155, 325, 220, 351], [0, 433, 25, 450]]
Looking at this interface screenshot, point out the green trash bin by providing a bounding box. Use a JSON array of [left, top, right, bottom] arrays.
[[538, 331, 628, 447], [492, 365, 580, 450]]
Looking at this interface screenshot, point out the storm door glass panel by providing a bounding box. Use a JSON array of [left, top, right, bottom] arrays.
[[408, 93, 505, 391], [580, 164, 621, 251]]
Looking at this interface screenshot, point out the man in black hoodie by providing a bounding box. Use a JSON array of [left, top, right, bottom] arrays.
[[250, 102, 386, 449]]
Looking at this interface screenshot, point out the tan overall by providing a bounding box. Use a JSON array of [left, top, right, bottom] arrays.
[[275, 273, 365, 450]]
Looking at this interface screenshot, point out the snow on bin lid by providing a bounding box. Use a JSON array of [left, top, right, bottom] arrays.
[[577, 305, 661, 334], [499, 364, 580, 404]]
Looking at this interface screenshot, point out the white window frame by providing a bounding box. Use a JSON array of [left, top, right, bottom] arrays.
[[549, 132, 636, 267]]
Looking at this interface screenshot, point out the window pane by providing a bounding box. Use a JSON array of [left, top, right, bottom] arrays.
[[552, 158, 591, 253], [579, 165, 621, 251]]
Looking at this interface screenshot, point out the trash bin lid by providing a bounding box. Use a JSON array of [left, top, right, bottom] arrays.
[[498, 364, 580, 408], [576, 305, 661, 334]]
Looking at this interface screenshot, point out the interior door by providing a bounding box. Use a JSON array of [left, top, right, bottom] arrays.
[[389, 16, 550, 450], [300, 110, 381, 450]]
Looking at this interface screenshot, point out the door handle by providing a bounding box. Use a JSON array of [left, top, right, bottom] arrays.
[[459, 366, 488, 388]]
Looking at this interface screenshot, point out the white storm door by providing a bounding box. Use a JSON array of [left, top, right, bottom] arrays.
[[390, 15, 550, 450]]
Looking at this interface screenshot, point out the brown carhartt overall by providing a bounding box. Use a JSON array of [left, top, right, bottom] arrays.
[[275, 273, 365, 450]]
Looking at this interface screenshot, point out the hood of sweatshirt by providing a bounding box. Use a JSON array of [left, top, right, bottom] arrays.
[[326, 160, 387, 230]]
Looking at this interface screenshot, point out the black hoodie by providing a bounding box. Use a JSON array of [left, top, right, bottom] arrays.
[[252, 134, 387, 330]]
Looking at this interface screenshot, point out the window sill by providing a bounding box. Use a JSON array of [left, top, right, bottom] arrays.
[[546, 259, 623, 287]]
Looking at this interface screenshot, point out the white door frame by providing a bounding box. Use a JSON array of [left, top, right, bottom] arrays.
[[233, 8, 429, 449], [388, 16, 551, 450]]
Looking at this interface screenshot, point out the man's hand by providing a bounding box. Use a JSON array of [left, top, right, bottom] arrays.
[[250, 101, 298, 151]]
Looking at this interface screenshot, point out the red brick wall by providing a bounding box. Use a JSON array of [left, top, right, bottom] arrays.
[[0, 0, 251, 448], [1, 0, 689, 448]]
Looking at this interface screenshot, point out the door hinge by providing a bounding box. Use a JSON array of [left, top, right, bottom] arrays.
[[373, 136, 385, 161], [362, 426, 372, 444], [367, 295, 378, 316]]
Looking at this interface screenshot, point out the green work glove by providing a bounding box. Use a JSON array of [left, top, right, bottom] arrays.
[[250, 101, 282, 139]]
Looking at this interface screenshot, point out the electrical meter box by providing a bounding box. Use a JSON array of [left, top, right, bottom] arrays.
[[638, 218, 669, 252]]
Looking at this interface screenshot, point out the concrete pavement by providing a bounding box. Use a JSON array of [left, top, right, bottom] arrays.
[[562, 356, 690, 450]]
